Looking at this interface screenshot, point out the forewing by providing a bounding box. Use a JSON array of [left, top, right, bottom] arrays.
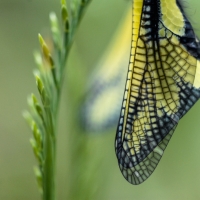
[[115, 0, 200, 184]]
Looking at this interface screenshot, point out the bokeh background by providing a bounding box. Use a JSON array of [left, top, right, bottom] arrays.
[[1, 0, 200, 199]]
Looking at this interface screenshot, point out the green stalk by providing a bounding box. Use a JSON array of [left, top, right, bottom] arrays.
[[24, 1, 93, 200], [43, 133, 55, 200], [43, 108, 56, 200]]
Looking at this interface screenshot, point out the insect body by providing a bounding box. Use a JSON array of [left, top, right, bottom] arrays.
[[115, 0, 200, 184]]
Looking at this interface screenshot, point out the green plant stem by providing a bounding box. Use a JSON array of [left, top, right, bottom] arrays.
[[43, 130, 55, 200], [41, 1, 92, 199], [43, 104, 56, 200], [60, 0, 92, 76], [56, 0, 92, 118]]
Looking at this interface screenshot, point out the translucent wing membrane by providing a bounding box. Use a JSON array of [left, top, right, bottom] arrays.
[[115, 0, 200, 185]]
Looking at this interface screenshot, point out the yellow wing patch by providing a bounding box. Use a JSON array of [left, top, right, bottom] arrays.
[[115, 0, 200, 184], [160, 0, 185, 36]]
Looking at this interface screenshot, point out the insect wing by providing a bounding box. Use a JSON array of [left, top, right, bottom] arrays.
[[80, 10, 131, 132], [115, 0, 200, 184]]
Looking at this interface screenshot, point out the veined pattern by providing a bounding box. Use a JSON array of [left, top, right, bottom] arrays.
[[115, 0, 200, 185]]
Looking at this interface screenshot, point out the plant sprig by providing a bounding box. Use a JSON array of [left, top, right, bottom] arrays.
[[23, 0, 92, 199]]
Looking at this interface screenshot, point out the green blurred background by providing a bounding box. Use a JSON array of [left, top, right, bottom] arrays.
[[1, 0, 200, 199]]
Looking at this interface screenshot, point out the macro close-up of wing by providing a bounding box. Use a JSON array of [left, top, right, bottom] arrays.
[[115, 0, 200, 185]]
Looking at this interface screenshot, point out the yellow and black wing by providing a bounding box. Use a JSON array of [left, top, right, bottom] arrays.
[[115, 0, 200, 185]]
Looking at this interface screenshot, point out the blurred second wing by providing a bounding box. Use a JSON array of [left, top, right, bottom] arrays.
[[81, 9, 131, 132]]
